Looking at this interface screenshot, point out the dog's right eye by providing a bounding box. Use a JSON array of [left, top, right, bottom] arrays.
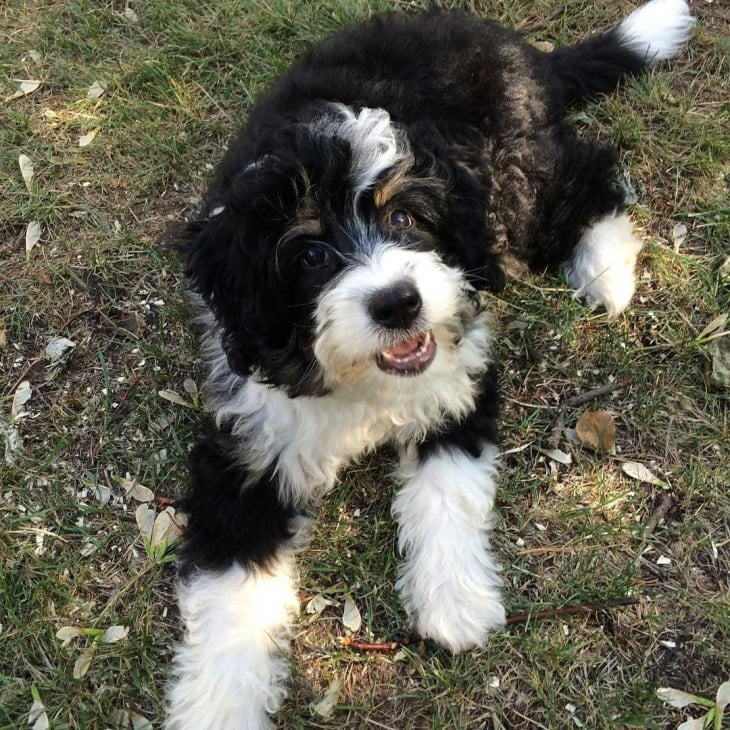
[[301, 244, 330, 270]]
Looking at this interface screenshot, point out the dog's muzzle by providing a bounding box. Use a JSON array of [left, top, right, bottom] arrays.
[[368, 280, 437, 375]]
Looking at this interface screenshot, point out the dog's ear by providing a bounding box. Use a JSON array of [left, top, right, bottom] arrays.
[[445, 159, 506, 293], [177, 208, 262, 378], [409, 124, 506, 293], [175, 160, 324, 395]]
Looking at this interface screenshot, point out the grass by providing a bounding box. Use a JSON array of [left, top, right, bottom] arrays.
[[1, 0, 728, 728]]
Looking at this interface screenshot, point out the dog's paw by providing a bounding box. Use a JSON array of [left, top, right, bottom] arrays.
[[563, 212, 643, 317], [403, 574, 506, 652], [397, 554, 506, 652]]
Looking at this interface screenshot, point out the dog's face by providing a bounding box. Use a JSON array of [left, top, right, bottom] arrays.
[[183, 104, 504, 396]]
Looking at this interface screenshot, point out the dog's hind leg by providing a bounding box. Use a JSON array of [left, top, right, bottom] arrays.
[[562, 211, 644, 317]]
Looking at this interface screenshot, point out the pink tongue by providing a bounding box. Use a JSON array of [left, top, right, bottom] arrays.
[[385, 335, 421, 358]]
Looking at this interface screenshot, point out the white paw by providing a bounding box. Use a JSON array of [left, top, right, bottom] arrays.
[[399, 566, 506, 652], [563, 212, 643, 317]]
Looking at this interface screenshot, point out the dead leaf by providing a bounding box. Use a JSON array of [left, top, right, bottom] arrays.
[[135, 503, 155, 541], [541, 447, 572, 465], [93, 484, 111, 505], [311, 677, 342, 719], [2, 419, 23, 465], [150, 507, 183, 549], [73, 646, 95, 679], [78, 128, 99, 147], [575, 410, 615, 453], [656, 687, 707, 709], [45, 337, 76, 368], [158, 389, 190, 407], [25, 221, 41, 256], [121, 477, 154, 503], [622, 461, 664, 485], [86, 79, 107, 100], [11, 381, 32, 418], [341, 597, 362, 633], [18, 154, 34, 190], [100, 625, 129, 644], [130, 712, 153, 730], [0, 319, 6, 348], [56, 626, 84, 648], [28, 687, 49, 730], [716, 681, 730, 714], [306, 594, 335, 615], [708, 331, 730, 389], [121, 7, 139, 23], [6, 79, 42, 101], [672, 222, 687, 253]]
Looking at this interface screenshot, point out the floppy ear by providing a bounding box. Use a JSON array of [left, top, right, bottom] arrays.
[[445, 159, 506, 293], [409, 124, 505, 293], [177, 209, 262, 378], [175, 161, 327, 396]]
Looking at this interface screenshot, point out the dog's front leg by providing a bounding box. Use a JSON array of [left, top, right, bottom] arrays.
[[165, 434, 311, 730], [392, 436, 505, 652], [166, 553, 300, 730]]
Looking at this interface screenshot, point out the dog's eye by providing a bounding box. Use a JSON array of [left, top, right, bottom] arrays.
[[388, 210, 413, 230], [301, 244, 330, 269]]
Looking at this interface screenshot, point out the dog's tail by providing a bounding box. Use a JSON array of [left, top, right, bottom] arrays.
[[550, 0, 694, 104]]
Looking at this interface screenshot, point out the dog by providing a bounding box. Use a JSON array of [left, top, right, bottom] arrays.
[[165, 1, 693, 727]]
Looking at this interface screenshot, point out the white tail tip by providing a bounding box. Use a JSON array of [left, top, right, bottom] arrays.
[[618, 0, 695, 63]]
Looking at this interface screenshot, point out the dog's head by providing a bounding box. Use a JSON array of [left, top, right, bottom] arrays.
[[181, 104, 504, 396]]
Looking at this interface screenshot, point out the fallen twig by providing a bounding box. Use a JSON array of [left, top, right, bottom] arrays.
[[642, 493, 675, 538], [340, 596, 644, 652], [516, 5, 565, 34], [547, 379, 629, 449], [340, 636, 418, 653], [506, 595, 644, 625], [633, 492, 676, 570]]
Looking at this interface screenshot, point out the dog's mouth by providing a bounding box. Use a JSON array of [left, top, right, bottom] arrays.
[[375, 330, 436, 376]]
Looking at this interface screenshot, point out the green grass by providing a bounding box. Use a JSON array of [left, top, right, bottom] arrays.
[[1, 0, 728, 728]]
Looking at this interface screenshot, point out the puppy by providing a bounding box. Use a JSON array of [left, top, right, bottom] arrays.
[[166, 2, 693, 728]]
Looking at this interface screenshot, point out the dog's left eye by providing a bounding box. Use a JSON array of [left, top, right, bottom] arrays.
[[388, 210, 413, 230], [301, 244, 330, 270]]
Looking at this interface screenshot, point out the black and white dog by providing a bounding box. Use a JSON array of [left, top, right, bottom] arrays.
[[166, 1, 693, 727]]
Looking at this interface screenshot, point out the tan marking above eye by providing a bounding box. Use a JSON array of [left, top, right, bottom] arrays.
[[279, 216, 324, 246], [302, 218, 323, 236], [374, 171, 408, 208], [291, 217, 323, 237]]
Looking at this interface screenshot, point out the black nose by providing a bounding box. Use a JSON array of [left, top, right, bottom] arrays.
[[368, 281, 422, 329]]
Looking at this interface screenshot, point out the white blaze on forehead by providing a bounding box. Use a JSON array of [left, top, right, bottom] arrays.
[[309, 104, 411, 195]]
